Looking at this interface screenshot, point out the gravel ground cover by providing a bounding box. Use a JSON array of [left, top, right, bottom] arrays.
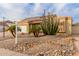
[[0, 32, 77, 56]]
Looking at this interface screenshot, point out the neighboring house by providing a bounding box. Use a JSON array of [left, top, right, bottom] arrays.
[[18, 16, 72, 35], [0, 20, 13, 32], [0, 22, 8, 32], [5, 20, 14, 26]]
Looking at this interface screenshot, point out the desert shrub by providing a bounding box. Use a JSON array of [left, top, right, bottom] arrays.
[[41, 13, 59, 35], [6, 24, 21, 37], [31, 24, 41, 37]]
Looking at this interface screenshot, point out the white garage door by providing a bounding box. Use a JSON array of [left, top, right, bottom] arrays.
[[21, 26, 28, 33]]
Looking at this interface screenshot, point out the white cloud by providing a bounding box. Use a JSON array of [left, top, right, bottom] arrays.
[[34, 4, 41, 11], [53, 3, 66, 14], [0, 4, 13, 10], [32, 3, 43, 16], [0, 3, 27, 20], [33, 3, 67, 15]]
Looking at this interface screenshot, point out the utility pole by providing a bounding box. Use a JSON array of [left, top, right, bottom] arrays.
[[15, 20, 18, 44], [43, 9, 46, 16], [3, 17, 5, 38], [42, 9, 46, 20]]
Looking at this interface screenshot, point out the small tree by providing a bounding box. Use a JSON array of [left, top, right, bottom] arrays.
[[30, 24, 41, 37], [6, 24, 21, 37], [41, 13, 59, 35]]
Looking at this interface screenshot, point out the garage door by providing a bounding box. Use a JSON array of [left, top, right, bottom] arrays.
[[21, 26, 28, 33]]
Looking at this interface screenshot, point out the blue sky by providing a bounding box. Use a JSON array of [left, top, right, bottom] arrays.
[[0, 3, 79, 23]]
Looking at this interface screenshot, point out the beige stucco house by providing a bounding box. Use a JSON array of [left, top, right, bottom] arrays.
[[18, 16, 72, 35], [18, 20, 29, 33]]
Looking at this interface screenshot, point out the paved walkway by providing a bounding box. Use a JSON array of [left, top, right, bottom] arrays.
[[0, 48, 27, 56]]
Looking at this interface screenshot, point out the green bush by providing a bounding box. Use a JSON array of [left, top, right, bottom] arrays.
[[31, 24, 41, 37], [6, 24, 21, 37], [41, 13, 59, 35]]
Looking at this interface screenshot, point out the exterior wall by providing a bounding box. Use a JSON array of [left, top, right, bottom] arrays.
[[19, 25, 29, 33], [18, 20, 29, 33], [58, 16, 72, 35], [72, 25, 79, 35], [58, 16, 66, 33], [66, 17, 72, 35]]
